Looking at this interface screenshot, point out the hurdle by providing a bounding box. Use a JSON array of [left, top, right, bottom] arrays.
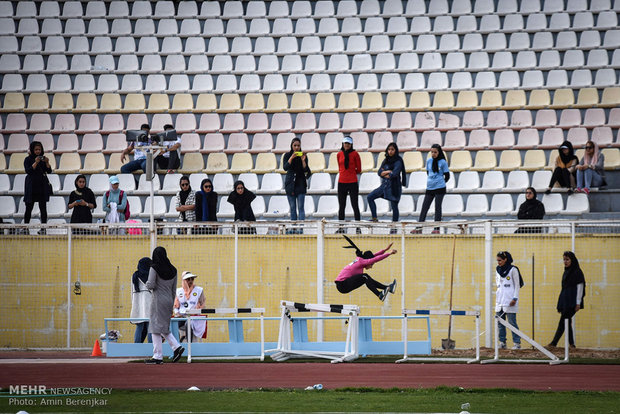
[[396, 309, 481, 364], [268, 301, 360, 363], [183, 307, 266, 363], [481, 315, 569, 365]]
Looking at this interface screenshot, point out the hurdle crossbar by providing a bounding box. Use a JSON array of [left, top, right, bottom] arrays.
[[481, 316, 568, 365], [184, 307, 265, 363], [396, 309, 481, 364], [267, 300, 360, 363]]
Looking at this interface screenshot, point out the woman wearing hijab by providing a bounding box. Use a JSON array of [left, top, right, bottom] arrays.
[[367, 143, 406, 227], [515, 187, 545, 234], [174, 176, 196, 234], [130, 257, 153, 343], [495, 251, 523, 350], [575, 140, 606, 195], [412, 143, 450, 234], [335, 236, 398, 302], [337, 136, 362, 225], [145, 247, 184, 364], [68, 175, 96, 231], [23, 141, 52, 227], [227, 180, 256, 221], [194, 178, 218, 234], [548, 251, 586, 348], [102, 175, 128, 235], [174, 271, 206, 342], [546, 140, 579, 194], [283, 137, 311, 223]]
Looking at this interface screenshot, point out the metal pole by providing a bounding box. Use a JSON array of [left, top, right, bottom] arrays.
[[316, 220, 324, 342], [234, 224, 238, 309], [66, 228, 72, 348], [401, 223, 405, 311], [149, 152, 156, 252], [484, 220, 493, 348], [532, 254, 535, 343], [571, 221, 575, 252]]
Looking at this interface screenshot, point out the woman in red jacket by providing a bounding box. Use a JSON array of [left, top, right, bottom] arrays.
[[337, 136, 362, 224]]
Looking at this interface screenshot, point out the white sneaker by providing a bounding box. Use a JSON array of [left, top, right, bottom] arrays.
[[499, 342, 506, 349], [512, 344, 521, 350]]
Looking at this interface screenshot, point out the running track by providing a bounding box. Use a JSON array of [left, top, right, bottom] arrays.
[[1, 354, 619, 391]]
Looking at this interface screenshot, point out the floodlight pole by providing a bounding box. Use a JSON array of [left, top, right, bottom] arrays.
[[146, 145, 164, 252]]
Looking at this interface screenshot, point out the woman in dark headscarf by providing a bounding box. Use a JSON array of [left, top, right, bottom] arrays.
[[335, 236, 398, 302], [367, 143, 406, 228], [283, 137, 311, 222], [174, 175, 196, 223], [194, 178, 218, 222], [23, 141, 52, 226], [145, 247, 184, 364], [548, 251, 586, 348], [412, 143, 450, 234], [227, 180, 256, 222], [515, 187, 545, 234], [495, 251, 523, 349], [130, 257, 153, 343], [546, 140, 579, 194], [68, 174, 96, 229]]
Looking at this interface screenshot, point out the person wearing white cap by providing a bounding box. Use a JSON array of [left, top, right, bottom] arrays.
[[102, 175, 128, 234], [337, 136, 362, 229], [174, 271, 207, 342]]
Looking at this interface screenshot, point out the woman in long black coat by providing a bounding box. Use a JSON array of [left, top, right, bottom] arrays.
[[23, 141, 52, 224]]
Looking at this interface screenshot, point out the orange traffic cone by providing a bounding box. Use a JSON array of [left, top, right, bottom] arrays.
[[91, 339, 102, 357]]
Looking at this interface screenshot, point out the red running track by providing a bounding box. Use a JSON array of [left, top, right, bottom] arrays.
[[1, 360, 619, 391]]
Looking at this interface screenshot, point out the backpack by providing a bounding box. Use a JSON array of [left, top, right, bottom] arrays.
[[106, 190, 130, 220]]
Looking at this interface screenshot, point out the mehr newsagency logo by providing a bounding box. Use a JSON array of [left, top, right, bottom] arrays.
[[2, 385, 111, 408]]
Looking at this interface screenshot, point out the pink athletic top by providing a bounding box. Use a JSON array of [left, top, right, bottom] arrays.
[[335, 249, 390, 282]]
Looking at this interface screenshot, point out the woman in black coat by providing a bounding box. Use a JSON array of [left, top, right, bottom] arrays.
[[548, 251, 586, 348], [23, 141, 52, 224], [193, 178, 218, 235], [515, 187, 545, 234]]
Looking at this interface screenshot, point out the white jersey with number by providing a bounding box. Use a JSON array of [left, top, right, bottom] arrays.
[[495, 267, 520, 313], [176, 286, 206, 338]]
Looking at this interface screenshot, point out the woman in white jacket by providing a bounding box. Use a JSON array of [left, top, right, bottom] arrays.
[[495, 251, 522, 350]]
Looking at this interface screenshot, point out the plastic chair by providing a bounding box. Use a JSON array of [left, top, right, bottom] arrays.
[[178, 153, 205, 174], [488, 194, 514, 216], [461, 194, 489, 217], [204, 153, 228, 174], [252, 153, 277, 174]]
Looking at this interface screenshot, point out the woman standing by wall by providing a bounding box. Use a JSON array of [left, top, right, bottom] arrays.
[[68, 174, 96, 231], [337, 136, 362, 230], [412, 144, 450, 234], [367, 143, 406, 228], [174, 175, 196, 234], [23, 141, 52, 228], [283, 137, 311, 223]]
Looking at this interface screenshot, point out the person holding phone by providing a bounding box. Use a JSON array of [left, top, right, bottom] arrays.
[[23, 141, 52, 229], [283, 137, 311, 227], [68, 174, 97, 232]]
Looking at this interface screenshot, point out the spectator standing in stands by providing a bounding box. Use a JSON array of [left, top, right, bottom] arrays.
[[412, 144, 450, 234], [575, 140, 606, 195], [154, 124, 181, 174], [367, 143, 406, 230], [515, 187, 545, 234], [283, 137, 311, 225], [546, 140, 578, 194], [194, 178, 218, 234], [102, 175, 128, 234], [130, 256, 152, 343], [174, 175, 195, 234], [68, 174, 97, 233], [174, 271, 207, 343], [227, 180, 257, 234], [120, 123, 151, 174], [495, 251, 522, 350], [548, 251, 586, 349], [337, 136, 362, 231], [23, 141, 52, 229], [146, 246, 184, 364]]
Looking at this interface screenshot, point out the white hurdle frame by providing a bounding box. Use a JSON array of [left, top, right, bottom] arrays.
[[183, 307, 265, 363], [396, 309, 481, 364], [481, 316, 569, 365], [268, 301, 360, 363]]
